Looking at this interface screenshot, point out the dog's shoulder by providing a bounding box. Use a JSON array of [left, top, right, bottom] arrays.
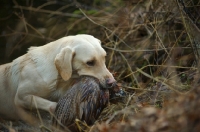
[[26, 44, 59, 84]]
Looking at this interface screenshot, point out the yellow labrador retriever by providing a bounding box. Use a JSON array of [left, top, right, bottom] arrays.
[[0, 34, 116, 122]]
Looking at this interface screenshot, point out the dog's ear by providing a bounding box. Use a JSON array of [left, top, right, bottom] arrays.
[[55, 47, 74, 81]]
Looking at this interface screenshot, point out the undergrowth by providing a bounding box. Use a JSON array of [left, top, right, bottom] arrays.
[[0, 0, 200, 131]]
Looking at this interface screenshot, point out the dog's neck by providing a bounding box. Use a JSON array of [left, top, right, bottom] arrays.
[[56, 70, 79, 90], [50, 74, 78, 101]]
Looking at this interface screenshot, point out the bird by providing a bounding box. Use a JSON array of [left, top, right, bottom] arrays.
[[53, 75, 125, 131]]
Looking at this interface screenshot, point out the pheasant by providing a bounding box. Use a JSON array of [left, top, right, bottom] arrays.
[[53, 75, 125, 131]]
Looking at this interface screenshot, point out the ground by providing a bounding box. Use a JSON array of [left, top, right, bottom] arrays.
[[0, 0, 200, 132]]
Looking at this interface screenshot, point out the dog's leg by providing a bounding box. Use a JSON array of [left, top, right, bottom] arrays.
[[15, 94, 57, 113], [14, 64, 58, 113]]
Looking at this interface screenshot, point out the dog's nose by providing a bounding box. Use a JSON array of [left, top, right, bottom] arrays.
[[106, 78, 117, 88]]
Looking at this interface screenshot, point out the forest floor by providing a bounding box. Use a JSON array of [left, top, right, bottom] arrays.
[[0, 0, 200, 132]]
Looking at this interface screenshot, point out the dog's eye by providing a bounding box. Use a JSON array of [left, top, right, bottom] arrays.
[[86, 60, 95, 66]]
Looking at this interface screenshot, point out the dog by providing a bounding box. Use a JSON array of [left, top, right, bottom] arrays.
[[0, 34, 116, 123]]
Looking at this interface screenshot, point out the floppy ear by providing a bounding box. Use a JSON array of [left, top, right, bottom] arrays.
[[54, 47, 74, 81]]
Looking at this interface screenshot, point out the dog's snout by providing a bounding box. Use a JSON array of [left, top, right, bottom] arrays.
[[106, 78, 117, 88]]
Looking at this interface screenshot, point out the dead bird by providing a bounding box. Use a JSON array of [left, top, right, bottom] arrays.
[[53, 75, 125, 131]]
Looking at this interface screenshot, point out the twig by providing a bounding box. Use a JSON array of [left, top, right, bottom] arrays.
[[119, 64, 196, 81], [78, 8, 132, 49], [103, 46, 196, 52], [13, 6, 82, 18], [118, 52, 140, 88], [136, 67, 183, 94]]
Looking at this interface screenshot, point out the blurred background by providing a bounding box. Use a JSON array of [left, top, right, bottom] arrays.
[[1, 0, 200, 131], [0, 0, 200, 112], [1, 0, 199, 92]]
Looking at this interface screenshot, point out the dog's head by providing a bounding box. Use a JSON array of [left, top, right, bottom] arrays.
[[55, 34, 116, 88]]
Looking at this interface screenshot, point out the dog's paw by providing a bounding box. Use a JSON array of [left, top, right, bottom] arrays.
[[49, 102, 57, 114]]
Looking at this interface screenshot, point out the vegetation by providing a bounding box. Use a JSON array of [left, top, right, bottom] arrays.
[[0, 0, 200, 131]]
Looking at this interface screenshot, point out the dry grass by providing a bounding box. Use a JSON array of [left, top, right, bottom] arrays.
[[0, 0, 200, 131]]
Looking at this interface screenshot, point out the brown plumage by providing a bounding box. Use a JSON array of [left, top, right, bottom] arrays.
[[53, 76, 125, 131]]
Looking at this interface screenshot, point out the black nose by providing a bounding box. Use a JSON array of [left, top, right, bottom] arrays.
[[106, 78, 117, 88]]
